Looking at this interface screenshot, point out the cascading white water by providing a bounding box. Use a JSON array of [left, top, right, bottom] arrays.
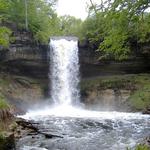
[[49, 37, 80, 106]]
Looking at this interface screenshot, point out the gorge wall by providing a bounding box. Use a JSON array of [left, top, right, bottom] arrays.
[[0, 31, 150, 112], [0, 30, 49, 79], [0, 31, 150, 79]]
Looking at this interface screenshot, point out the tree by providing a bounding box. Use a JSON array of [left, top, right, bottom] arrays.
[[0, 0, 59, 44], [81, 0, 150, 59], [59, 15, 82, 37], [0, 0, 12, 48]]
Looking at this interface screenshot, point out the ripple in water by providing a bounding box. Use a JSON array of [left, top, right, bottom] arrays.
[[18, 109, 150, 150]]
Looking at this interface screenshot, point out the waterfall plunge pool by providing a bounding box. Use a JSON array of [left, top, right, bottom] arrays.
[[17, 106, 150, 150]]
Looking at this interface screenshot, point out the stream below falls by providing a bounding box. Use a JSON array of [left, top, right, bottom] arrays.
[[16, 106, 150, 150]]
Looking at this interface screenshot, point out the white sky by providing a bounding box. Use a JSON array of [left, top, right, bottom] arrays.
[[56, 0, 150, 20], [56, 0, 89, 20]]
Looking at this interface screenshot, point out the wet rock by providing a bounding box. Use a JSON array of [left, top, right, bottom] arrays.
[[15, 118, 63, 140], [143, 137, 150, 147], [143, 107, 150, 114], [82, 88, 131, 111], [43, 132, 63, 139], [138, 136, 150, 148]]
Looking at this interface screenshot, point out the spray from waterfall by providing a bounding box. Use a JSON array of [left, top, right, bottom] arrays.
[[49, 37, 80, 106], [21, 37, 150, 120]]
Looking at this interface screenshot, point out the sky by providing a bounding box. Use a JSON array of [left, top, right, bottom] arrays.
[[56, 0, 150, 20], [56, 0, 89, 20]]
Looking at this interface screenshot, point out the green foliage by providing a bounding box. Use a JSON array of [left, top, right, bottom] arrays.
[[135, 145, 150, 150], [99, 10, 130, 60], [59, 15, 83, 38], [0, 0, 59, 44], [80, 12, 105, 45], [0, 0, 150, 57], [0, 27, 12, 48], [25, 0, 60, 43], [0, 0, 10, 20], [127, 144, 150, 150], [137, 14, 150, 43], [80, 0, 150, 59]]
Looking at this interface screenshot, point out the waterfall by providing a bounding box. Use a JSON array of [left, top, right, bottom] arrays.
[[49, 37, 80, 106], [19, 38, 150, 150]]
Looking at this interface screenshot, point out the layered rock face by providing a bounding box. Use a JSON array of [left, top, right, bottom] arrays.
[[0, 31, 49, 79], [82, 88, 131, 111], [1, 30, 150, 79], [1, 31, 48, 61]]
